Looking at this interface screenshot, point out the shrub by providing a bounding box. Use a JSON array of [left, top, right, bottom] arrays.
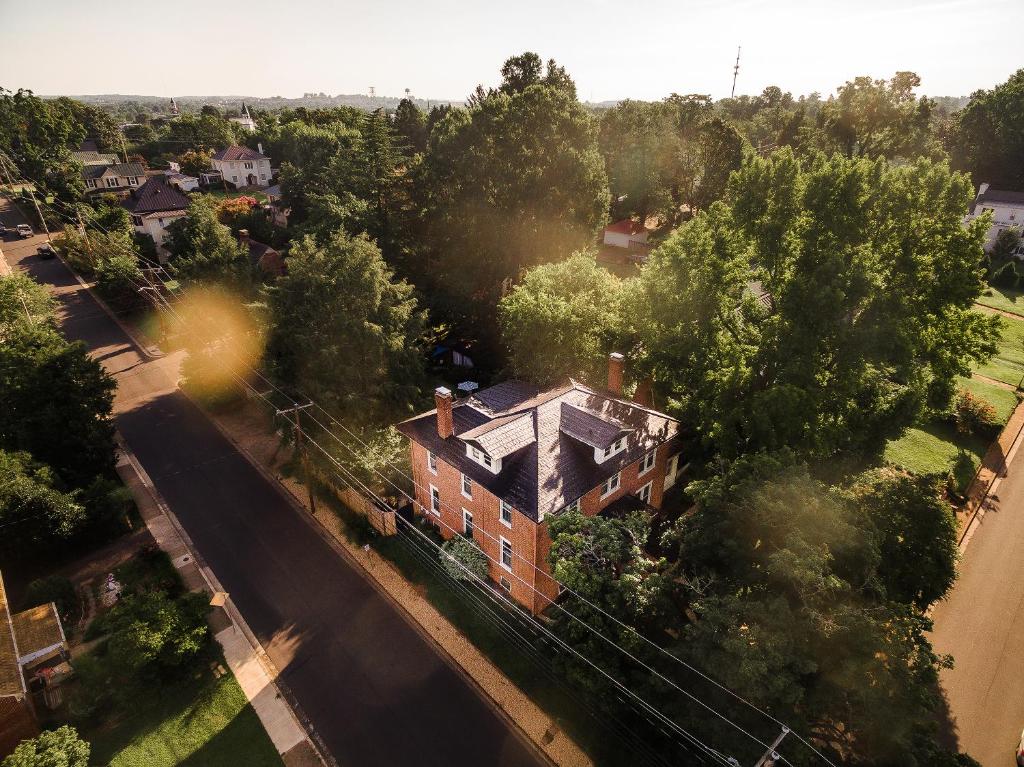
[[953, 390, 998, 435], [440, 535, 489, 582], [23, 575, 77, 625], [95, 253, 145, 312], [105, 590, 211, 679], [1, 725, 90, 767]]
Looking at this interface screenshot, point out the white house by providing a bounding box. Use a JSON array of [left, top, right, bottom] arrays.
[[967, 183, 1024, 249], [122, 178, 190, 256], [602, 219, 650, 249], [210, 145, 272, 189], [163, 171, 200, 192], [82, 162, 146, 196]]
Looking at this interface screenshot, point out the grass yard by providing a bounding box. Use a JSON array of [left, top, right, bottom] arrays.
[[958, 375, 1020, 424], [978, 285, 1024, 317], [973, 307, 1024, 387], [81, 667, 281, 767], [883, 420, 988, 492]]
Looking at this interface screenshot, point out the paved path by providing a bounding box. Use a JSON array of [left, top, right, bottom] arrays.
[[1, 201, 546, 767], [931, 410, 1024, 766]]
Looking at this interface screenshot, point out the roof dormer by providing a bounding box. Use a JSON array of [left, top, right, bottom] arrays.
[[458, 412, 536, 474], [558, 402, 632, 464]]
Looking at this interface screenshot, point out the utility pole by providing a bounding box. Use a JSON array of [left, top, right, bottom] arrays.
[[753, 726, 789, 767], [731, 46, 742, 98], [119, 132, 130, 164], [277, 402, 316, 514], [26, 188, 51, 241]]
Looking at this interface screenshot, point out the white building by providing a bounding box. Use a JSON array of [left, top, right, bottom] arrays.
[[122, 178, 190, 255], [602, 219, 650, 249], [967, 183, 1024, 249], [210, 145, 272, 189]]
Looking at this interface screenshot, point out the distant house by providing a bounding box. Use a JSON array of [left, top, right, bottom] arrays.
[[239, 229, 285, 277], [596, 219, 654, 269], [263, 184, 289, 227], [122, 178, 191, 254], [210, 145, 272, 189], [966, 183, 1024, 250], [229, 104, 257, 133], [0, 571, 70, 757], [82, 162, 146, 196]]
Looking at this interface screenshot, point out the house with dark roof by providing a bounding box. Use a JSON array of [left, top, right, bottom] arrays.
[[211, 145, 272, 189], [967, 183, 1024, 251], [82, 162, 146, 196], [238, 229, 285, 278], [397, 354, 682, 614], [122, 178, 191, 252], [0, 571, 70, 757]]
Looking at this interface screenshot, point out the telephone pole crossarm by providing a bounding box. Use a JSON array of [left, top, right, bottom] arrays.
[[276, 402, 317, 514], [753, 726, 789, 767]]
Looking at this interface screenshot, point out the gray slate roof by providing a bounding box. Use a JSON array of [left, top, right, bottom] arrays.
[[122, 178, 190, 214], [971, 186, 1024, 214], [397, 381, 679, 521], [212, 145, 268, 162], [461, 413, 536, 459], [72, 150, 118, 166], [82, 162, 145, 180]]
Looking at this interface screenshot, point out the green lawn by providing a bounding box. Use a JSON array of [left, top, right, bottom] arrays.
[[974, 308, 1024, 386], [82, 667, 281, 767], [958, 375, 1020, 424], [883, 420, 987, 492], [978, 285, 1024, 316]]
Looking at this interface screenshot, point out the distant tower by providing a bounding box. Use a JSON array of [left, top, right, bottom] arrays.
[[731, 46, 741, 98], [404, 87, 411, 100], [369, 86, 376, 99], [170, 96, 180, 115]]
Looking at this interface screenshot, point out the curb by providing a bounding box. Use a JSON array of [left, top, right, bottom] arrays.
[[116, 437, 330, 767], [186, 390, 562, 767]]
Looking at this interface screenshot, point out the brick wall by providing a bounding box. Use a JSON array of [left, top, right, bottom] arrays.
[[0, 695, 37, 758], [408, 438, 681, 615]]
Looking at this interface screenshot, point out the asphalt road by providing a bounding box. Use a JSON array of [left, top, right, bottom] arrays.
[[931, 429, 1024, 766], [0, 204, 546, 767]]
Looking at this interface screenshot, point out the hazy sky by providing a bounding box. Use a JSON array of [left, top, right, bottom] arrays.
[[1, 0, 1019, 102]]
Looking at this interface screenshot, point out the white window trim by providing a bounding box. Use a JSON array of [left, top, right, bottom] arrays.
[[638, 449, 657, 477], [638, 481, 653, 504], [562, 498, 580, 515], [500, 500, 514, 529], [499, 576, 512, 592], [601, 472, 621, 499], [427, 450, 437, 475], [465, 443, 501, 474], [499, 536, 513, 572], [429, 484, 441, 516], [463, 508, 473, 536], [461, 472, 473, 499], [594, 436, 627, 464]]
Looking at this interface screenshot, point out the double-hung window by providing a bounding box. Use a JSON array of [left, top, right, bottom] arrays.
[[461, 473, 473, 499], [601, 472, 621, 498], [500, 500, 513, 528], [639, 449, 656, 476], [429, 485, 441, 515], [562, 498, 580, 515], [463, 509, 474, 538], [500, 537, 513, 571], [427, 450, 437, 474], [638, 481, 653, 504]]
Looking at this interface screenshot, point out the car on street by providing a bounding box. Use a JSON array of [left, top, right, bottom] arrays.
[[15, 224, 33, 238], [36, 242, 57, 259]]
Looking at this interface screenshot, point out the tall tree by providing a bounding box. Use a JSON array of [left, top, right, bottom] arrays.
[[393, 98, 428, 154], [424, 58, 609, 339], [266, 231, 425, 423], [947, 68, 1024, 188], [631, 149, 999, 459], [165, 195, 250, 286], [498, 253, 625, 386]]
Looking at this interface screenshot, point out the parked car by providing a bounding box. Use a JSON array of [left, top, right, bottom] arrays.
[[36, 242, 57, 260], [16, 224, 33, 238]]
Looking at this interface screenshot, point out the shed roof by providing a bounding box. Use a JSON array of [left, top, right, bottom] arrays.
[[10, 604, 64, 661]]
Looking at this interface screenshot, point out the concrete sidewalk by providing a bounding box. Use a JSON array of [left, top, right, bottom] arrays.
[[116, 442, 323, 767]]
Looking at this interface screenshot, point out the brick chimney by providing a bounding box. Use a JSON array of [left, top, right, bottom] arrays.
[[435, 386, 454, 439], [634, 376, 653, 407], [607, 352, 624, 396]]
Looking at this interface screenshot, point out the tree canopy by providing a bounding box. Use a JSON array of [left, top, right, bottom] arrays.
[[947, 68, 1024, 188]]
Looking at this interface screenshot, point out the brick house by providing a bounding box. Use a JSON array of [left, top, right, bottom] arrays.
[[397, 354, 682, 614]]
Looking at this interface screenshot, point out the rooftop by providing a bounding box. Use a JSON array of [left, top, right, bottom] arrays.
[[604, 219, 647, 236], [212, 145, 269, 162], [10, 604, 64, 661], [971, 185, 1024, 214], [397, 380, 678, 521], [122, 178, 191, 215], [82, 162, 146, 180], [0, 573, 24, 698]]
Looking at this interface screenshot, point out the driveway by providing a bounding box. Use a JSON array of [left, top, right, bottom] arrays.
[[1, 197, 546, 767]]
